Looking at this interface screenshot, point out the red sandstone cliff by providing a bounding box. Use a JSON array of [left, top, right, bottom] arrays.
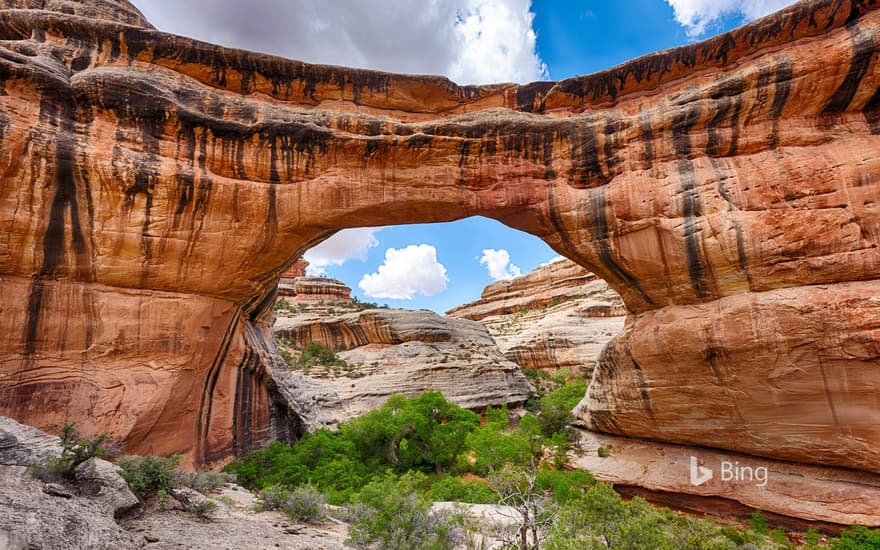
[[0, 0, 877, 493]]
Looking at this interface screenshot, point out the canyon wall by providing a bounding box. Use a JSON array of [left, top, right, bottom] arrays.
[[449, 258, 626, 376], [0, 0, 878, 479]]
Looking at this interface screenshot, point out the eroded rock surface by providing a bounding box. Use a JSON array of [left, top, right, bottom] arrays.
[[0, 417, 143, 549], [449, 259, 626, 376], [570, 428, 880, 527], [273, 296, 531, 425], [0, 0, 878, 482]]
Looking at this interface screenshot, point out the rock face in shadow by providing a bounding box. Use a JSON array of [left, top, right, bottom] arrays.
[[273, 294, 531, 425], [449, 259, 626, 376], [0, 0, 878, 482]]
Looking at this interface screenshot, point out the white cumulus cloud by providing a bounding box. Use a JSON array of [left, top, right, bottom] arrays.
[[133, 0, 548, 84], [303, 228, 379, 276], [448, 0, 547, 84], [665, 0, 796, 37], [359, 245, 449, 300], [480, 249, 522, 281]]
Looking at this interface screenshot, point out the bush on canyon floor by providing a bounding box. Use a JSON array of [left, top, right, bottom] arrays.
[[345, 473, 462, 550], [536, 377, 587, 440], [227, 433, 370, 503], [256, 484, 292, 511], [830, 525, 880, 549], [340, 392, 479, 474], [41, 422, 111, 481], [188, 499, 218, 520], [545, 481, 769, 550], [282, 485, 328, 522], [180, 470, 235, 493], [116, 454, 183, 499], [426, 474, 496, 504], [117, 454, 235, 501], [256, 483, 328, 522], [461, 422, 534, 477]]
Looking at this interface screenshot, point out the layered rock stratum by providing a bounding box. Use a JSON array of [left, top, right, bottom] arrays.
[[0, 0, 878, 499], [272, 287, 531, 425], [448, 258, 626, 376], [570, 428, 880, 527]]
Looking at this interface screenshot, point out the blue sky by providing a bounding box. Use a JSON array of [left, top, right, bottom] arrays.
[[135, 0, 795, 313]]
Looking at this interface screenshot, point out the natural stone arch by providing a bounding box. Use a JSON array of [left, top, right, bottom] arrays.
[[0, 0, 878, 470]]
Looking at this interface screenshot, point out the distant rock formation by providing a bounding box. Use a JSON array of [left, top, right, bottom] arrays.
[[272, 298, 531, 425], [0, 0, 879, 481], [277, 258, 310, 296], [288, 277, 353, 303], [450, 259, 626, 376]]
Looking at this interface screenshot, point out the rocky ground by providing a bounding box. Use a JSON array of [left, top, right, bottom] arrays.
[[120, 484, 349, 550], [0, 416, 352, 550]]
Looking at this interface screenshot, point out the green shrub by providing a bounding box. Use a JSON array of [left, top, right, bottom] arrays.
[[666, 515, 733, 550], [537, 403, 574, 440], [749, 509, 769, 535], [45, 422, 110, 481], [534, 469, 595, 504], [770, 528, 793, 548], [804, 527, 822, 549], [278, 346, 295, 366], [189, 499, 217, 520], [484, 405, 509, 429], [346, 473, 460, 550], [543, 378, 587, 412], [463, 425, 533, 476], [545, 482, 668, 550], [718, 525, 749, 545], [536, 378, 587, 439], [225, 434, 371, 504], [281, 485, 328, 522], [116, 455, 182, 499], [256, 484, 291, 511], [181, 470, 234, 493], [597, 445, 610, 458], [341, 392, 479, 475], [297, 341, 349, 368], [830, 525, 880, 549], [427, 475, 495, 504], [553, 369, 573, 385]]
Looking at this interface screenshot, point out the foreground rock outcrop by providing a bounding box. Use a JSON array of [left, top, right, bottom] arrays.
[[570, 428, 880, 527], [449, 259, 626, 376], [0, 416, 142, 548], [273, 291, 531, 425], [0, 416, 353, 549], [0, 0, 878, 484]]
